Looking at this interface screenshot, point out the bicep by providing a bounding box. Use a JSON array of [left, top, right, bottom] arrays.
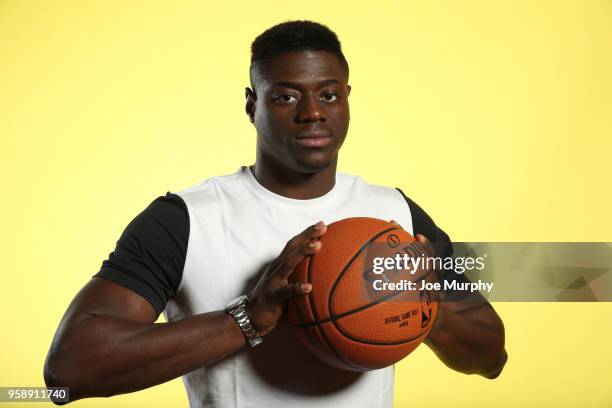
[[72, 278, 158, 323], [55, 278, 157, 341], [59, 192, 188, 329]]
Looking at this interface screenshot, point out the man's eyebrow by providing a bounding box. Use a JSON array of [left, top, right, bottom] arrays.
[[271, 79, 341, 89]]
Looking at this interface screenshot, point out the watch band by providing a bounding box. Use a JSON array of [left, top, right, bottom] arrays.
[[225, 296, 263, 347]]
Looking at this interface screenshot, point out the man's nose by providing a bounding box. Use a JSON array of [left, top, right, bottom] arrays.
[[296, 95, 325, 122]]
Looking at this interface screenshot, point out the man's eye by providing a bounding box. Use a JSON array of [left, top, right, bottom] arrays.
[[274, 95, 298, 103], [321, 93, 339, 102]]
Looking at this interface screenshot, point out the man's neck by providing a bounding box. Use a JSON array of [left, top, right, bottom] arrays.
[[251, 158, 337, 200]]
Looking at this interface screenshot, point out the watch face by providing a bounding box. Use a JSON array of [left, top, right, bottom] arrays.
[[226, 295, 248, 310]]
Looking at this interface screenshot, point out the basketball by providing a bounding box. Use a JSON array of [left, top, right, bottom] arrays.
[[287, 217, 438, 371]]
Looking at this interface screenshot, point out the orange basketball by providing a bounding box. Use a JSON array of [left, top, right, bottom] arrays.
[[287, 217, 438, 371]]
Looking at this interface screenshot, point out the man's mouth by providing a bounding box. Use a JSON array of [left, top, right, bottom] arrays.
[[295, 131, 333, 148]]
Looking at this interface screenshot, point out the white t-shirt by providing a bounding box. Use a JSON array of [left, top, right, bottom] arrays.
[[165, 166, 413, 408], [98, 166, 452, 407]]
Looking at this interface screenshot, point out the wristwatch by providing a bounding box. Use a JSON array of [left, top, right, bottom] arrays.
[[224, 295, 263, 347]]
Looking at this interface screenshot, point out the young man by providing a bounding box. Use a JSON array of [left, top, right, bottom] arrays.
[[44, 21, 507, 407]]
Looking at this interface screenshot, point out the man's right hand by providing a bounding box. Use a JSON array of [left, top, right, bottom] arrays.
[[246, 221, 327, 336]]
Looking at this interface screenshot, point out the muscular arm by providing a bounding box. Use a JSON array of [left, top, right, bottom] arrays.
[[395, 189, 507, 378], [43, 278, 247, 403], [425, 298, 508, 379], [414, 233, 507, 379], [43, 220, 326, 404]]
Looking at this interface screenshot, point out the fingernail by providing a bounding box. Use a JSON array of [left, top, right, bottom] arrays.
[[308, 240, 320, 248], [315, 221, 325, 229], [302, 283, 312, 292]]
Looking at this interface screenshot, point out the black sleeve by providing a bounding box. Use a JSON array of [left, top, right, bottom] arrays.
[[395, 188, 453, 258], [396, 188, 479, 302], [93, 192, 189, 316]]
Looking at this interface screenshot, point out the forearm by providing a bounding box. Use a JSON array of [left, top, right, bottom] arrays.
[[425, 304, 507, 378], [44, 311, 245, 402]]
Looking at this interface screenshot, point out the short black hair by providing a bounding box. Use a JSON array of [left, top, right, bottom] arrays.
[[250, 20, 349, 74]]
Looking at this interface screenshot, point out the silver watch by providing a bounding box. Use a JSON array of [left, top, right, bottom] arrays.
[[224, 295, 263, 347]]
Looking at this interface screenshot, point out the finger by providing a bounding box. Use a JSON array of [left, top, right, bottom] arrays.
[[300, 221, 327, 242], [303, 221, 327, 240], [276, 239, 322, 280], [272, 282, 312, 303], [415, 234, 436, 257], [274, 222, 326, 278], [280, 221, 327, 256]]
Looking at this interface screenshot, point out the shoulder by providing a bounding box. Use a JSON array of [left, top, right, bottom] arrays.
[[125, 192, 189, 243], [146, 192, 188, 219], [394, 188, 436, 236], [395, 187, 453, 258], [395, 188, 450, 236], [340, 171, 451, 243], [94, 191, 190, 316]]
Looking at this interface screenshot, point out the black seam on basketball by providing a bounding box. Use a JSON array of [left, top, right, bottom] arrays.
[[331, 274, 439, 345], [324, 226, 441, 346], [308, 250, 370, 371], [327, 226, 399, 318], [288, 267, 436, 328], [293, 290, 402, 327], [334, 320, 433, 345], [327, 226, 399, 320], [288, 320, 433, 346]]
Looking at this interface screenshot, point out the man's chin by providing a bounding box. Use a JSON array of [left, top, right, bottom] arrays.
[[294, 157, 333, 174]]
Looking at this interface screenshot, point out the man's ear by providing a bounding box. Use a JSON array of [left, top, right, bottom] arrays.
[[347, 85, 352, 96], [245, 87, 257, 124]]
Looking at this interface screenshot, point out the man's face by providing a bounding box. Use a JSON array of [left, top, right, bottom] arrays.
[[247, 50, 351, 173]]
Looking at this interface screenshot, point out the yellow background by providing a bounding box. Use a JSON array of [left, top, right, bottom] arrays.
[[1, 1, 611, 407]]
